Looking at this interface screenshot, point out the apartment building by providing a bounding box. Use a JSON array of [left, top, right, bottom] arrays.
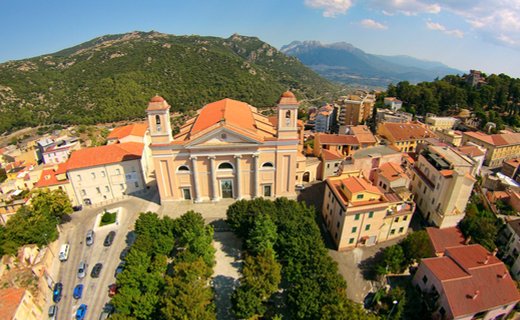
[[435, 128, 463, 147], [502, 218, 520, 280], [0, 287, 42, 320], [35, 162, 78, 206], [425, 114, 460, 132], [410, 145, 477, 228], [314, 104, 336, 133], [376, 109, 413, 125], [322, 171, 415, 250], [461, 131, 520, 167], [384, 97, 403, 112], [377, 122, 437, 152], [336, 91, 375, 126]]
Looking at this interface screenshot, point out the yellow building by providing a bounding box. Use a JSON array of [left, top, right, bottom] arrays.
[[322, 171, 415, 250], [377, 122, 437, 152], [336, 92, 375, 126], [425, 114, 460, 132], [149, 92, 303, 203], [435, 128, 463, 147], [461, 131, 520, 167], [0, 287, 41, 320]]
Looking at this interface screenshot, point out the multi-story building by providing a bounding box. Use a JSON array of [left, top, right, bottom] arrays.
[[502, 218, 520, 280], [322, 171, 415, 250], [383, 97, 403, 112], [0, 287, 42, 320], [410, 145, 477, 228], [42, 139, 79, 164], [313, 133, 360, 159], [340, 145, 403, 182], [501, 158, 520, 181], [148, 92, 304, 203], [455, 145, 486, 176], [339, 125, 377, 149], [67, 142, 147, 206], [336, 92, 375, 126], [314, 103, 336, 133], [376, 109, 413, 126], [35, 162, 78, 206], [377, 122, 437, 152], [412, 244, 519, 320], [461, 131, 520, 167], [425, 114, 460, 132], [435, 128, 463, 147]]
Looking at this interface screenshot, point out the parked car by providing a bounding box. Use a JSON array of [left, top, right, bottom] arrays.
[[76, 304, 87, 320], [99, 304, 114, 320], [91, 263, 103, 278], [48, 305, 58, 320], [104, 231, 116, 246], [86, 230, 94, 246], [120, 247, 130, 260], [108, 284, 118, 297], [115, 261, 125, 278], [52, 283, 63, 303], [72, 205, 83, 212], [77, 261, 87, 279], [73, 284, 84, 299], [295, 184, 306, 191]]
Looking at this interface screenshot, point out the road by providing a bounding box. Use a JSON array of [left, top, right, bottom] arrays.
[[45, 192, 159, 320]]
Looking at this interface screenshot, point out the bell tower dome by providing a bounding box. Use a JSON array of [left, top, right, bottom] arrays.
[[146, 95, 172, 143], [276, 91, 299, 140]]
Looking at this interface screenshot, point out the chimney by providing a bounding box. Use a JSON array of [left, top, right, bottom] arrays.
[[219, 117, 226, 125], [493, 248, 498, 256], [465, 236, 471, 245], [484, 255, 490, 265], [472, 290, 480, 300], [499, 271, 508, 279]]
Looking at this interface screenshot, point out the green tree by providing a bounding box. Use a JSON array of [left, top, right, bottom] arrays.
[[376, 245, 406, 275], [231, 286, 266, 319], [246, 214, 277, 256], [400, 230, 431, 265], [241, 249, 281, 300], [30, 189, 73, 218]]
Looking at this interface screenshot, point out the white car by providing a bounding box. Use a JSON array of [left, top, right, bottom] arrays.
[[78, 262, 87, 279], [295, 184, 306, 191]]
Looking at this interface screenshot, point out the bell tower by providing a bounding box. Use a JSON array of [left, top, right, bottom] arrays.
[[276, 91, 299, 140], [146, 96, 172, 144]]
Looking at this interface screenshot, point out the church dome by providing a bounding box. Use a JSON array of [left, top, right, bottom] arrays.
[[150, 96, 165, 102]]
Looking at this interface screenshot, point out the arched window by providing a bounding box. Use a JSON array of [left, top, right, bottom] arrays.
[[155, 115, 161, 125], [218, 162, 234, 170], [177, 165, 190, 172], [261, 162, 274, 168], [286, 110, 291, 119]]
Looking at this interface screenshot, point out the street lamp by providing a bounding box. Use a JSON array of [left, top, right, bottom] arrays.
[[387, 300, 398, 320], [42, 234, 55, 257]]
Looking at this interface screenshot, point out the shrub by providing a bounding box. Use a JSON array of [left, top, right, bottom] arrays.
[[101, 211, 112, 223]]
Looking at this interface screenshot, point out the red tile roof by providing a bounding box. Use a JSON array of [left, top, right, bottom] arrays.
[[505, 158, 520, 168], [341, 176, 381, 194], [382, 123, 437, 141], [427, 226, 466, 255], [317, 133, 359, 145], [322, 149, 343, 161], [0, 288, 26, 320], [107, 123, 148, 141], [35, 168, 65, 188], [350, 126, 377, 144], [278, 91, 299, 105], [66, 142, 144, 170], [456, 145, 486, 157], [464, 131, 520, 147], [378, 162, 409, 181], [146, 96, 170, 111], [421, 245, 520, 318]]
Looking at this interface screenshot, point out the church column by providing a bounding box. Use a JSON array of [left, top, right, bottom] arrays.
[[253, 154, 260, 198], [234, 155, 242, 200], [190, 156, 202, 203], [208, 156, 219, 202]]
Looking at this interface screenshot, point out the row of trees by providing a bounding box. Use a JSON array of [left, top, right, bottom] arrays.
[[111, 211, 216, 320], [226, 197, 377, 320], [0, 189, 73, 256]]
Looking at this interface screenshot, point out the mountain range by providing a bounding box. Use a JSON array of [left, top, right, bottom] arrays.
[[0, 31, 344, 133], [280, 41, 465, 90]]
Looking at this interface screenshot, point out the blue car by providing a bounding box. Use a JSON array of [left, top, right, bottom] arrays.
[[76, 304, 87, 320], [73, 284, 83, 299], [52, 283, 63, 303]]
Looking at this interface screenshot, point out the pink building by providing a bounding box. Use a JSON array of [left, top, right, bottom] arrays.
[[412, 244, 520, 320]]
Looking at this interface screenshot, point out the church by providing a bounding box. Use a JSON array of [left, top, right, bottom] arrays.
[[146, 92, 305, 203]]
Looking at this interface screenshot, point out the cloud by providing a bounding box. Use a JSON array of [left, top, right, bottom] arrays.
[[426, 21, 465, 38], [304, 0, 353, 17], [358, 19, 389, 29], [369, 0, 441, 16]]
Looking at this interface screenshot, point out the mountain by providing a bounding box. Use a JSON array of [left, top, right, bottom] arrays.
[[0, 31, 345, 133], [280, 41, 465, 90]]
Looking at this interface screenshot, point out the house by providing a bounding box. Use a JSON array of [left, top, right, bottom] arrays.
[[375, 162, 410, 192], [67, 142, 146, 206], [410, 145, 477, 228], [426, 226, 467, 257], [376, 109, 413, 126], [313, 133, 360, 159], [501, 218, 520, 280], [461, 131, 520, 167], [322, 172, 415, 250], [41, 139, 79, 164], [0, 287, 42, 320], [340, 125, 377, 149], [436, 129, 463, 147], [455, 145, 486, 176], [377, 122, 437, 153], [412, 244, 519, 320], [148, 92, 304, 203], [0, 198, 28, 225], [425, 114, 460, 132], [384, 97, 403, 112], [340, 145, 403, 182], [336, 91, 375, 126], [35, 162, 78, 206], [501, 158, 520, 182]]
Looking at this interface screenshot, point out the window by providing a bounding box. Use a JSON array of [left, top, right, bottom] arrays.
[[332, 197, 335, 204], [327, 164, 330, 169], [335, 232, 338, 240], [337, 222, 340, 228], [394, 217, 399, 223], [134, 181, 139, 188], [131, 166, 136, 172], [349, 238, 354, 244], [352, 227, 357, 233], [399, 227, 404, 233], [355, 214, 360, 221], [335, 163, 339, 167], [365, 224, 371, 231], [327, 203, 330, 210], [328, 191, 331, 198], [431, 198, 435, 205], [105, 186, 110, 192], [96, 187, 101, 194], [77, 175, 82, 181], [218, 162, 234, 170], [390, 229, 395, 235], [101, 171, 106, 177], [155, 115, 161, 125], [422, 275, 428, 284], [116, 169, 121, 175], [178, 165, 189, 171], [423, 187, 427, 194], [403, 215, 408, 221], [418, 181, 422, 188], [119, 184, 124, 190], [262, 162, 274, 168], [338, 209, 343, 217], [368, 211, 374, 218], [356, 194, 364, 200], [81, 189, 86, 196], [91, 172, 96, 179]]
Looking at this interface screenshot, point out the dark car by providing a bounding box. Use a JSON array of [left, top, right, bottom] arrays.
[[48, 305, 58, 320], [76, 304, 87, 320], [99, 304, 114, 320], [91, 263, 103, 278], [120, 247, 130, 260], [115, 261, 125, 278], [103, 231, 116, 246], [72, 205, 83, 212], [73, 284, 84, 299], [52, 283, 63, 303]]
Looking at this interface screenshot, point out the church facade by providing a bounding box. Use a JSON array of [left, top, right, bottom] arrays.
[[146, 92, 303, 203]]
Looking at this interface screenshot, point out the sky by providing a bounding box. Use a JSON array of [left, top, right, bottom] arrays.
[[1, 0, 520, 78]]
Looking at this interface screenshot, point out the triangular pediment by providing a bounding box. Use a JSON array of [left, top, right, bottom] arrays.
[[185, 126, 262, 148]]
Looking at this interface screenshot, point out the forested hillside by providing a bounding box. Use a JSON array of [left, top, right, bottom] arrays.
[[380, 74, 520, 130], [0, 31, 345, 133]]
